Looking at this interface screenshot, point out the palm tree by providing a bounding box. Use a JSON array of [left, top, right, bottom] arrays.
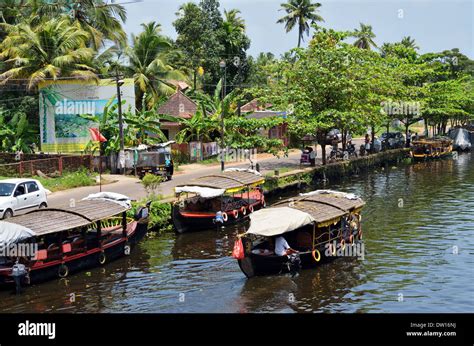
[[277, 0, 324, 48], [400, 36, 419, 50], [352, 23, 377, 50], [0, 17, 97, 90], [126, 22, 185, 111], [222, 9, 247, 53], [28, 0, 127, 49], [175, 103, 218, 143]]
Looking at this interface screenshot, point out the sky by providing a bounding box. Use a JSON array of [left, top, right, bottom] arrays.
[[123, 0, 474, 58]]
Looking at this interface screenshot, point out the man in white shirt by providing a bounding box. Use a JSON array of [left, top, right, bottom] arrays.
[[275, 236, 298, 257]]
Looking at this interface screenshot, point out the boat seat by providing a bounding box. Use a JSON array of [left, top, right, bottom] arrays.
[[70, 237, 86, 254], [46, 243, 61, 260]]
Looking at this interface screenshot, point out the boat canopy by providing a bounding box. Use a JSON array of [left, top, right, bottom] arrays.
[[3, 194, 131, 238], [0, 221, 35, 253], [246, 207, 315, 236], [175, 170, 265, 196], [175, 186, 226, 198], [449, 128, 471, 150], [246, 190, 365, 236]]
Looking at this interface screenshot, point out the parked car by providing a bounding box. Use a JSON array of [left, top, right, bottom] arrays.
[[380, 132, 406, 150], [0, 179, 50, 219]]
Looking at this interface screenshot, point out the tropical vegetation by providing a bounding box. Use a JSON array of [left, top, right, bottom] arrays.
[[0, 0, 472, 165]]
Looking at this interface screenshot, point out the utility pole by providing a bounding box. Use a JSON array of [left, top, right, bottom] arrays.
[[219, 60, 226, 172], [115, 68, 125, 174]]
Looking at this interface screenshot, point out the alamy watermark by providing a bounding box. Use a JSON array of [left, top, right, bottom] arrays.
[[218, 147, 258, 164], [0, 243, 38, 258], [381, 101, 421, 116], [55, 98, 96, 115], [324, 240, 365, 260]]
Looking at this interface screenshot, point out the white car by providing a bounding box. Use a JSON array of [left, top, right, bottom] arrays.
[[0, 179, 50, 219]]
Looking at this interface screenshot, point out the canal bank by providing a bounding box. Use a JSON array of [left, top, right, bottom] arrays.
[[150, 148, 411, 233], [263, 148, 411, 198]]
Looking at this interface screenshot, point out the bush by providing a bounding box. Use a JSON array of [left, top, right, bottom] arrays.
[[141, 173, 163, 197], [129, 198, 173, 232]]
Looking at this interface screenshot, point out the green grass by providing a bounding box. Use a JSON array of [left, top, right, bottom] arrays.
[[35, 170, 96, 192], [0, 170, 97, 192]]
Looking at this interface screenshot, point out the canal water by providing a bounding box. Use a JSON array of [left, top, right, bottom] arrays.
[[1, 153, 473, 313]]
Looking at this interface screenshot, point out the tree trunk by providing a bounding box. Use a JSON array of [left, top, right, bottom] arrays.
[[297, 27, 302, 48], [405, 123, 410, 148], [318, 131, 327, 165], [193, 70, 197, 90], [371, 125, 375, 153]]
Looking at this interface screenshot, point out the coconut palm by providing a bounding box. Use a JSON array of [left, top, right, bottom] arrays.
[[277, 0, 324, 48], [28, 0, 127, 49], [0, 17, 97, 90], [126, 22, 186, 111], [400, 36, 419, 50], [222, 9, 248, 53], [352, 23, 377, 50]]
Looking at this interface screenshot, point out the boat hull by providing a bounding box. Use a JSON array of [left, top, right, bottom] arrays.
[[0, 222, 148, 288], [172, 198, 265, 234]]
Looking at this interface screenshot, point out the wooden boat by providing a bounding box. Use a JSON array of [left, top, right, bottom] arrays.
[[172, 169, 265, 233], [233, 190, 365, 278], [0, 193, 150, 291], [411, 137, 453, 161]]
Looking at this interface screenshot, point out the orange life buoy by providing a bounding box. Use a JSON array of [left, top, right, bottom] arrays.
[[312, 249, 321, 262], [249, 205, 254, 213], [233, 210, 239, 219], [241, 207, 247, 216], [222, 212, 228, 222]]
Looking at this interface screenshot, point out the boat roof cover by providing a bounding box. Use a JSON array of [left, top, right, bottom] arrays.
[[0, 221, 35, 252], [246, 207, 315, 237], [175, 170, 264, 194], [82, 192, 132, 209], [4, 194, 131, 237], [246, 190, 365, 236], [175, 186, 226, 198]]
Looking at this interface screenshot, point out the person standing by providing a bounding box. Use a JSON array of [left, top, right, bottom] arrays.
[[309, 147, 316, 166]]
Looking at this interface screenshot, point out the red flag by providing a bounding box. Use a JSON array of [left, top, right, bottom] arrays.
[[89, 128, 107, 142]]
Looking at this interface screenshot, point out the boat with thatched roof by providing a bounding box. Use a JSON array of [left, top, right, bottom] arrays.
[[172, 169, 265, 233], [233, 190, 365, 278]]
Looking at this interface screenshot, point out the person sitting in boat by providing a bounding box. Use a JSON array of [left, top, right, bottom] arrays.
[[214, 211, 224, 225], [275, 236, 298, 257]]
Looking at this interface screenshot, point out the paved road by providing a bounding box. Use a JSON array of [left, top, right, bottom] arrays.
[[48, 139, 364, 207]]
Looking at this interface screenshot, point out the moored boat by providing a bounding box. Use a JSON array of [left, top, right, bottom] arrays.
[[233, 190, 365, 278], [0, 192, 150, 291], [172, 169, 265, 233], [448, 127, 472, 151], [411, 137, 453, 161]]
